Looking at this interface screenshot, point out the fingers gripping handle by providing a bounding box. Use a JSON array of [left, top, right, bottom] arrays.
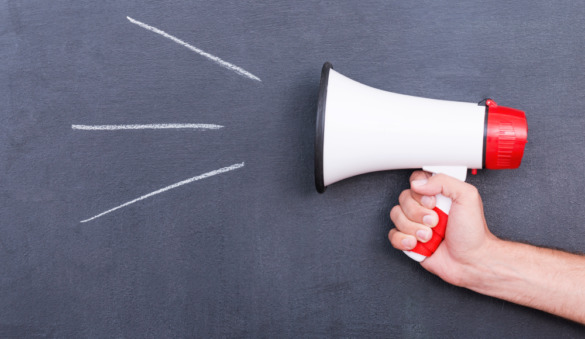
[[403, 194, 452, 262], [401, 167, 466, 262]]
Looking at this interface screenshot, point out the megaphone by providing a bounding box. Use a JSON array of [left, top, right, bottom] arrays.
[[315, 62, 527, 262]]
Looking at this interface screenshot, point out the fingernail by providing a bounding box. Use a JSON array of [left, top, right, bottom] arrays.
[[416, 229, 431, 242], [401, 237, 416, 249], [421, 196, 434, 209], [423, 214, 438, 227], [411, 179, 428, 187]]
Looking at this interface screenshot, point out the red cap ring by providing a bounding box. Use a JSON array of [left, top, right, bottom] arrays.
[[484, 100, 528, 169]]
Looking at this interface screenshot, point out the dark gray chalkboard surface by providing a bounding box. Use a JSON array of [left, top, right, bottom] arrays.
[[2, 1, 584, 337]]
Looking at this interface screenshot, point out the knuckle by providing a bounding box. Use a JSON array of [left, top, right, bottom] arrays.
[[388, 228, 396, 241], [465, 184, 479, 198], [390, 233, 404, 249], [398, 190, 410, 204], [389, 205, 401, 222], [410, 170, 425, 181]]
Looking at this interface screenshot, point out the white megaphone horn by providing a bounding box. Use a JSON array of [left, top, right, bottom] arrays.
[[314, 62, 527, 262]]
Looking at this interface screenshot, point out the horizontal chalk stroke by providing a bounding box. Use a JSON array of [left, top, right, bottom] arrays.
[[126, 16, 261, 82], [72, 124, 223, 130], [80, 162, 245, 223]]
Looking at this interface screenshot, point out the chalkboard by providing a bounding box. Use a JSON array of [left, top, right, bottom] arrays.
[[2, 1, 584, 337]]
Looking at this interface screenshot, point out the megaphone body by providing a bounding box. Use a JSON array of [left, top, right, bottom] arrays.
[[315, 62, 527, 262]]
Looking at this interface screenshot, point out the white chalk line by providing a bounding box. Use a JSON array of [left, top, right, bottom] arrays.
[[80, 162, 245, 223], [126, 16, 261, 82], [72, 124, 223, 130]]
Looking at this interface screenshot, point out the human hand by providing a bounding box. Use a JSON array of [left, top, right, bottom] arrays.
[[388, 171, 499, 287]]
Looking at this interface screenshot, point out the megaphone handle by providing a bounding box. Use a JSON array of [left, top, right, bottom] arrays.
[[403, 193, 452, 262]]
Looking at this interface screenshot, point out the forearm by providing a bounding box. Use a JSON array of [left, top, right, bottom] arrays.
[[462, 238, 585, 324]]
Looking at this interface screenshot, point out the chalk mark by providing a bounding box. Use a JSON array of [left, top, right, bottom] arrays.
[[126, 16, 261, 82], [72, 124, 223, 130], [80, 162, 245, 223]]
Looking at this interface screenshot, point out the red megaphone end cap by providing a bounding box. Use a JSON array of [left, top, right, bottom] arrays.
[[484, 101, 528, 170]]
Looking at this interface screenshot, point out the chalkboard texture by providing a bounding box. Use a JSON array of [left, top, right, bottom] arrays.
[[2, 1, 585, 337]]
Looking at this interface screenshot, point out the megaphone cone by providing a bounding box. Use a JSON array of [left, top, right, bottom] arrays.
[[315, 62, 527, 193]]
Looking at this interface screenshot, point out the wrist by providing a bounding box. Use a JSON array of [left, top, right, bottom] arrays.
[[454, 238, 585, 324], [457, 234, 507, 292]]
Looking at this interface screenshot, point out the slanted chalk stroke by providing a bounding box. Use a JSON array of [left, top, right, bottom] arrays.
[[126, 16, 261, 82], [80, 162, 245, 223]]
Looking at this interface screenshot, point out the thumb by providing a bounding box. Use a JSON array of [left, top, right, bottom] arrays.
[[410, 173, 478, 204]]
